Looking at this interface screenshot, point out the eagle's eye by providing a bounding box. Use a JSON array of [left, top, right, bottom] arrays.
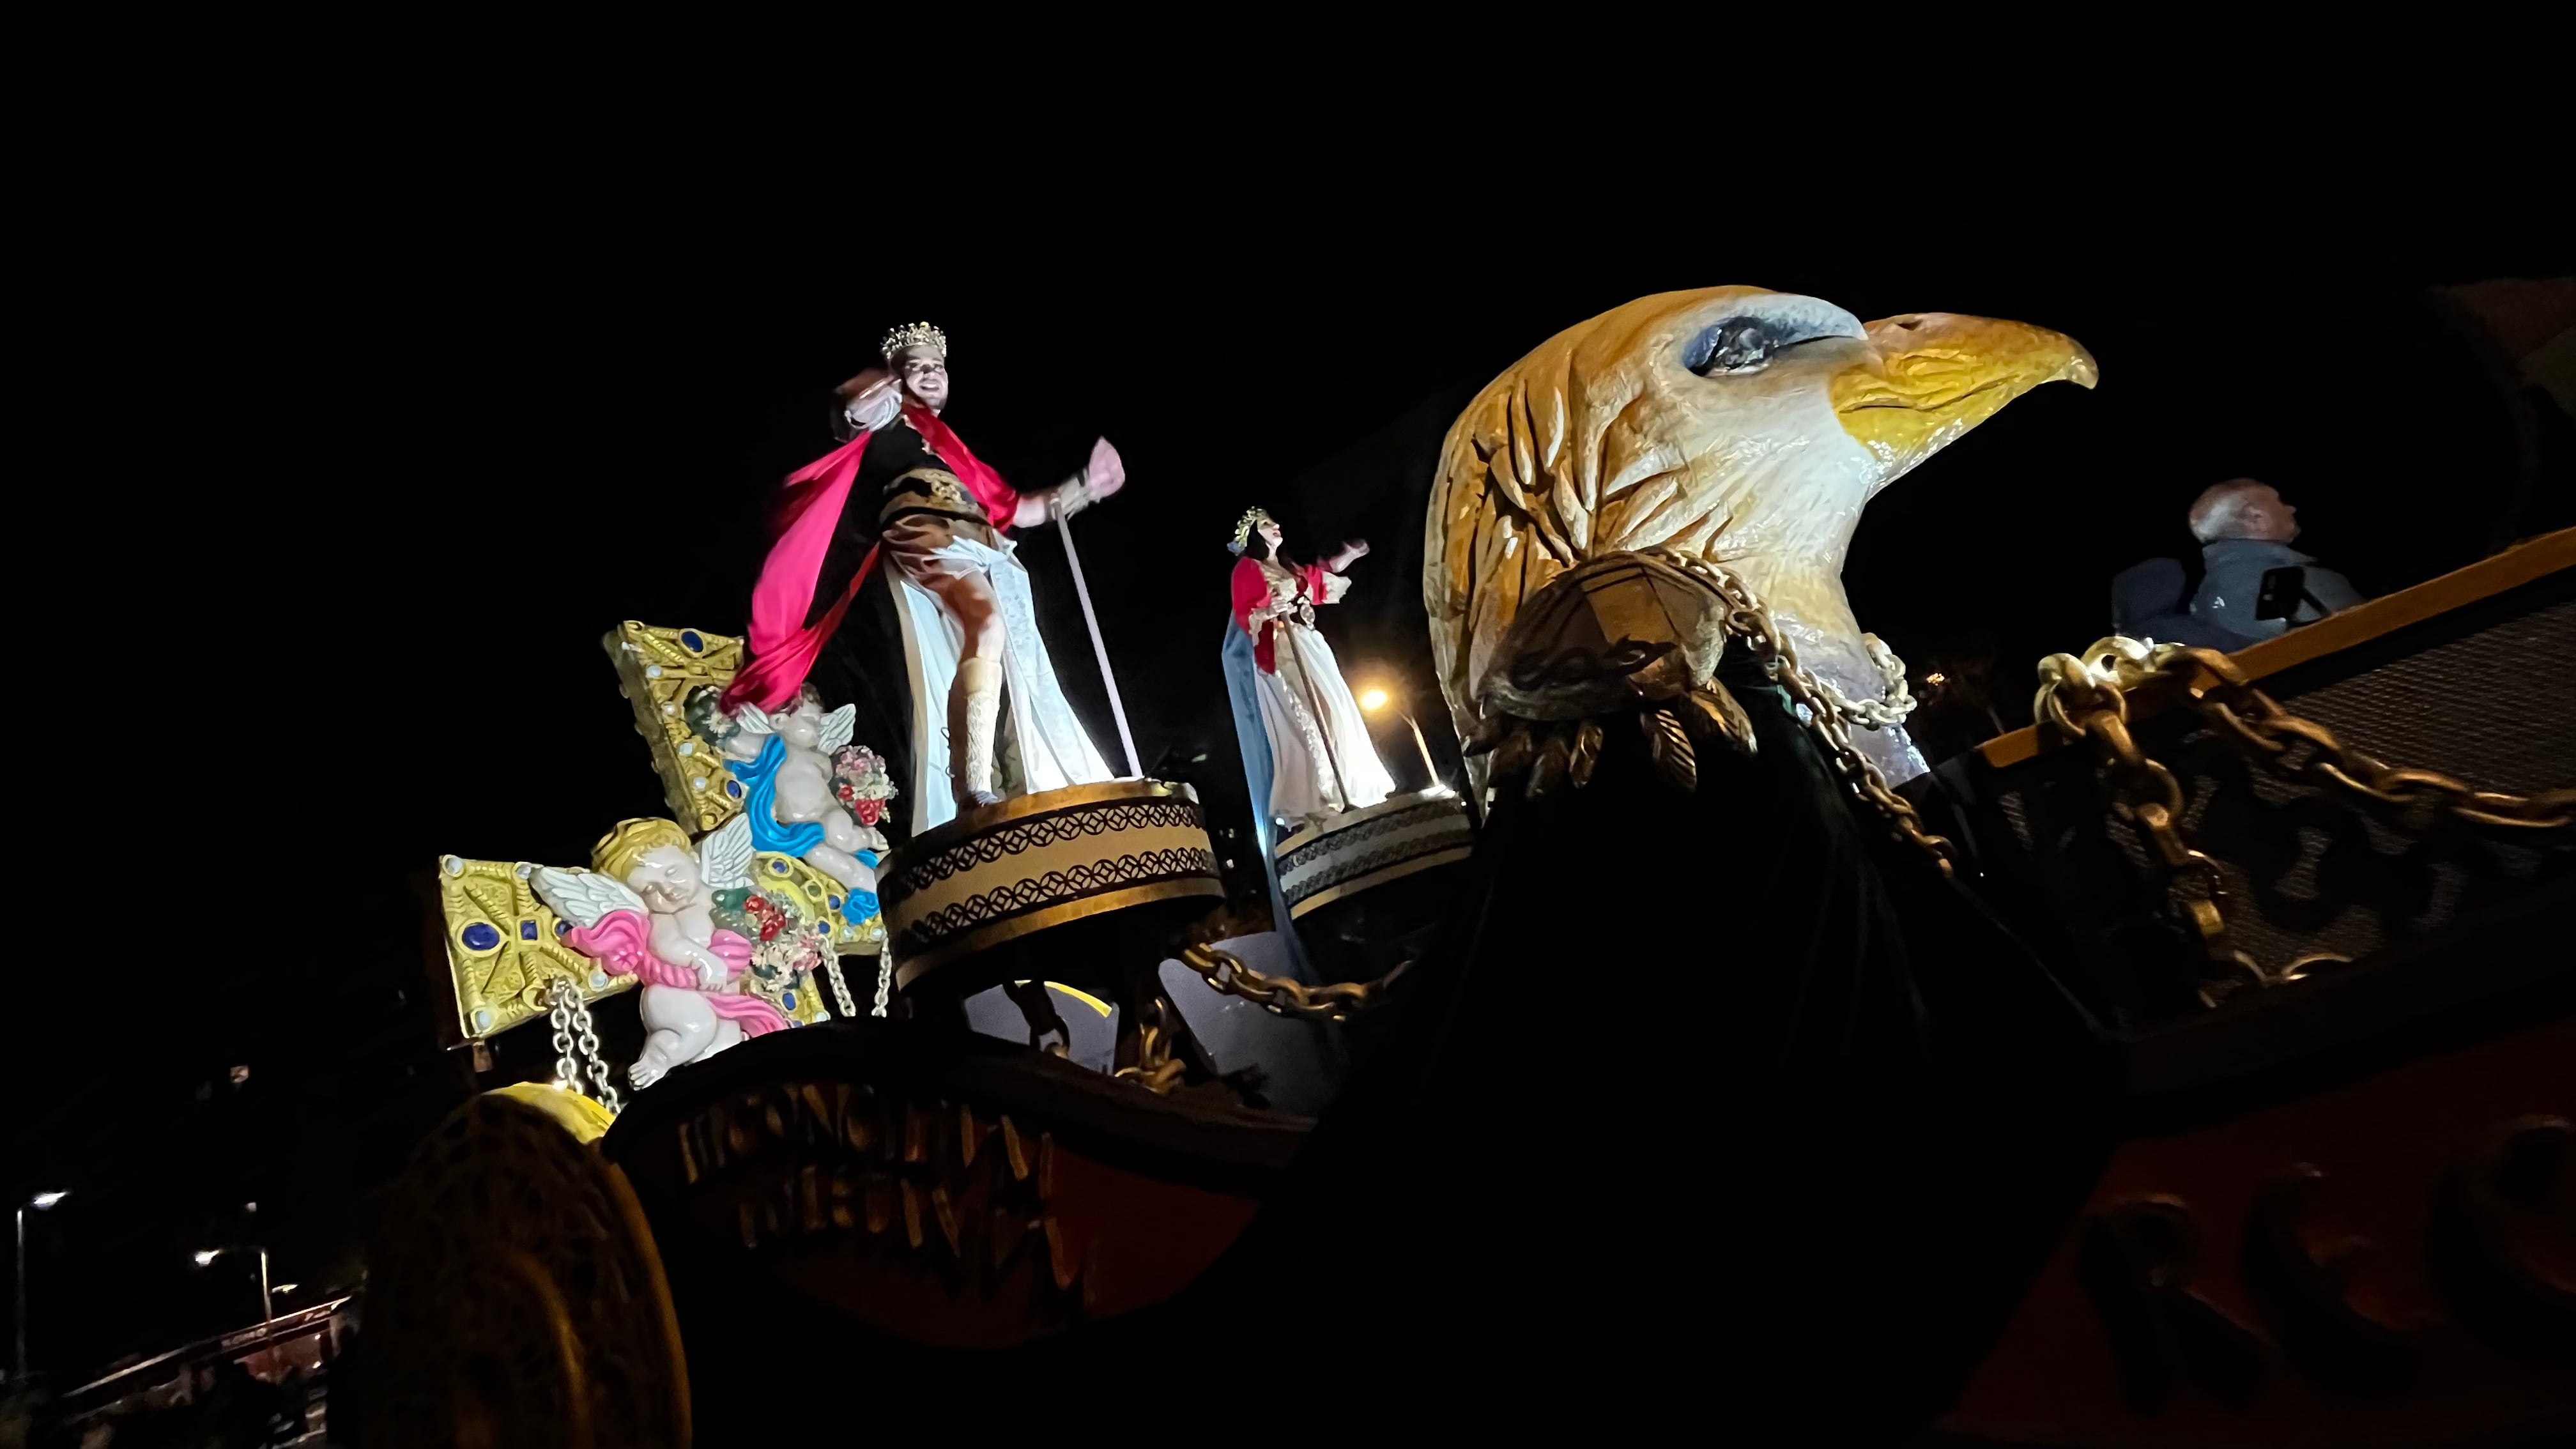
[[1684, 318, 1778, 376]]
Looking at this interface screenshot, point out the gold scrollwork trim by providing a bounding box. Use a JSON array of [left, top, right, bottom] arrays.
[[893, 878, 1226, 988]]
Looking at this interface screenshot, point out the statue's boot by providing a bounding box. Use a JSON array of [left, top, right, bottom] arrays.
[[949, 656, 1005, 810]]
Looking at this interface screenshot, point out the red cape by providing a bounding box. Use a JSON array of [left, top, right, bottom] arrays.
[[722, 406, 1016, 712]]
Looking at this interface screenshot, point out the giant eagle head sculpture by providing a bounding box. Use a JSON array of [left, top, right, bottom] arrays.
[[1425, 286, 2096, 784]]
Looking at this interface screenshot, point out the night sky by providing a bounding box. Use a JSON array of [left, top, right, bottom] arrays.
[[10, 49, 2567, 1386]]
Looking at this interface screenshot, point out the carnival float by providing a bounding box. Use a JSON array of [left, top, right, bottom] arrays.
[[368, 291, 2571, 1446]]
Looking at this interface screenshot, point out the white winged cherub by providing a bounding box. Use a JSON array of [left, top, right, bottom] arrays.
[[706, 686, 883, 895], [532, 814, 790, 1089]]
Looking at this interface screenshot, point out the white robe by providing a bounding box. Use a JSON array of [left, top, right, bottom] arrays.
[[891, 530, 1115, 831], [1246, 565, 1394, 825]]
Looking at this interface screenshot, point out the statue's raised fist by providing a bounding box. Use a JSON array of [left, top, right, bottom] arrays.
[[1086, 437, 1126, 499]]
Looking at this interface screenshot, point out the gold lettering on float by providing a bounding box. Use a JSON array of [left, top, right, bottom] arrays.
[[659, 1078, 1087, 1305]]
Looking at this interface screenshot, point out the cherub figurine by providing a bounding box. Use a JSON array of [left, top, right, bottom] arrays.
[[691, 684, 885, 894], [533, 815, 790, 1089]]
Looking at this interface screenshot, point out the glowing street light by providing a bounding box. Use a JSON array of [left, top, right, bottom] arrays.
[[15, 1190, 69, 1381], [192, 1245, 277, 1337], [1357, 683, 1440, 785]]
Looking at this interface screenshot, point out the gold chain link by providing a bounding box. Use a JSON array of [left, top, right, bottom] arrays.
[[1651, 550, 1959, 875], [1168, 941, 1409, 1023], [1111, 997, 1190, 1092], [2035, 636, 2573, 1004]]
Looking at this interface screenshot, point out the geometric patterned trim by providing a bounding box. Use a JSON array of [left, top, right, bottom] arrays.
[[1287, 845, 1475, 919], [887, 799, 1208, 901], [1282, 830, 1471, 908], [896, 847, 1220, 954], [1276, 798, 1469, 882]]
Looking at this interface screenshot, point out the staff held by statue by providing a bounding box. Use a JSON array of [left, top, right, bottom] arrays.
[[1048, 473, 1142, 779]]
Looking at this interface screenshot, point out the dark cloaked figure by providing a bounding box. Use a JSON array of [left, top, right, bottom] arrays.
[[1220, 650, 2115, 1434]]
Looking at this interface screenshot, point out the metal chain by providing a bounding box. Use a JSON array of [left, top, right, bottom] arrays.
[[2034, 642, 2260, 1001], [572, 994, 622, 1115], [1813, 631, 1919, 728], [824, 956, 857, 1018], [2034, 635, 2574, 1004], [1112, 996, 1188, 1093], [544, 979, 622, 1114], [1652, 549, 1959, 874], [2038, 637, 2575, 834], [2184, 656, 2573, 833], [547, 981, 580, 1090], [1169, 941, 1407, 1023], [871, 942, 893, 1018]]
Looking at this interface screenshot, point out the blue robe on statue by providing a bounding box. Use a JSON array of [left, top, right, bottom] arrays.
[[1222, 619, 1311, 977], [732, 733, 828, 857]]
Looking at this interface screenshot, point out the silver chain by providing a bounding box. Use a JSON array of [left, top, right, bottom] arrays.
[[1813, 632, 1918, 728], [872, 942, 894, 1018], [545, 978, 623, 1114], [824, 956, 857, 1018], [548, 982, 579, 1089], [574, 994, 622, 1114]]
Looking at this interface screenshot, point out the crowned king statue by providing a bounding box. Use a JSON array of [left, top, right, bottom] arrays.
[[722, 323, 1123, 831]]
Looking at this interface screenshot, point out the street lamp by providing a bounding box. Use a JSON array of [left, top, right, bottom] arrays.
[[192, 1245, 275, 1337], [15, 1190, 68, 1381], [1357, 684, 1441, 786]]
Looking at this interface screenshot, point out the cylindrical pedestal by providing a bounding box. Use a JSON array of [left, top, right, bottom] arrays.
[[1275, 788, 1475, 920], [1274, 788, 1476, 983], [880, 780, 1225, 1001]]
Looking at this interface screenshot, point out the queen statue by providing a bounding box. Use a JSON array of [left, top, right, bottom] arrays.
[[1222, 507, 1395, 832]]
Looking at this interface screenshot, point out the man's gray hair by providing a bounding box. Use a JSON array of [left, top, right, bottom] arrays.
[[2188, 479, 2268, 544]]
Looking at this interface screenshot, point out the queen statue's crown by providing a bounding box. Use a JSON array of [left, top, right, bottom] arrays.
[[1230, 506, 1276, 553], [879, 321, 948, 362]]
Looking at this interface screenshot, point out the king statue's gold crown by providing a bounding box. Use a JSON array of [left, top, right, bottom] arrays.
[[880, 321, 947, 362]]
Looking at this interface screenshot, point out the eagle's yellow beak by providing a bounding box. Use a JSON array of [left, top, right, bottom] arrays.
[[1830, 312, 2098, 486]]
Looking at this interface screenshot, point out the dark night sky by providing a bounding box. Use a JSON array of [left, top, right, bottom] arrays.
[[10, 42, 2568, 1383]]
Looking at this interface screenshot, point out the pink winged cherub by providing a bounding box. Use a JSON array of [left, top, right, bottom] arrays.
[[532, 814, 789, 1089]]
